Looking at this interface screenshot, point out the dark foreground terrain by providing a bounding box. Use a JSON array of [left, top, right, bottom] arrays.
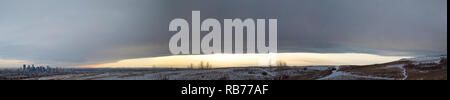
[[0, 56, 446, 80]]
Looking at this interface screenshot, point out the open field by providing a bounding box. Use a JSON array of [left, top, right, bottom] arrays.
[[1, 55, 446, 80]]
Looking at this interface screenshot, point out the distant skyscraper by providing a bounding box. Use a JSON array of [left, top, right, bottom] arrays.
[[26, 65, 31, 72], [23, 64, 26, 71]]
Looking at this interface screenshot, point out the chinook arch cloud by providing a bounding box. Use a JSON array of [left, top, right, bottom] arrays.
[[169, 11, 278, 54]]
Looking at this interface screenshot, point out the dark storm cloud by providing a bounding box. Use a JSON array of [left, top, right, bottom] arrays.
[[162, 0, 447, 56], [0, 0, 170, 66], [0, 0, 447, 66]]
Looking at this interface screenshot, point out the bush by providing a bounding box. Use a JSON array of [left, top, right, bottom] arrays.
[[440, 58, 447, 65], [276, 60, 288, 67], [262, 72, 268, 76]]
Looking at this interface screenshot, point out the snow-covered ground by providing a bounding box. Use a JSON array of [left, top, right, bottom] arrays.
[[400, 55, 446, 65], [383, 64, 407, 80], [29, 66, 332, 80], [317, 66, 397, 80], [18, 55, 446, 80]]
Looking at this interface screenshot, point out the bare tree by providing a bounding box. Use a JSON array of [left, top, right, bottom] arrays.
[[189, 63, 194, 69], [206, 62, 212, 69], [276, 60, 288, 67], [199, 61, 204, 69]]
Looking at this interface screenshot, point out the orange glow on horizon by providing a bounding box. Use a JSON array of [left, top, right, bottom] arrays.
[[73, 52, 412, 68]]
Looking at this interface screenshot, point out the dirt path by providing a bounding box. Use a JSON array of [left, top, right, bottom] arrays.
[[317, 66, 397, 80]]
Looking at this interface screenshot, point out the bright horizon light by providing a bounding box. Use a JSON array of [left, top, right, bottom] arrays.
[[73, 52, 412, 68]]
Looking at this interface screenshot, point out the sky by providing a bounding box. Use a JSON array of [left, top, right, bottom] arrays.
[[0, 0, 447, 68]]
